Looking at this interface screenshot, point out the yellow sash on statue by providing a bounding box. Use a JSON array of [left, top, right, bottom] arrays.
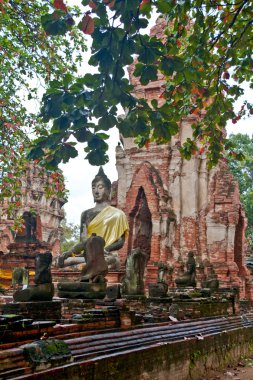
[[87, 206, 129, 248]]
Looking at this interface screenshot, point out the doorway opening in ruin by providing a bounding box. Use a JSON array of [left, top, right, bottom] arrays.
[[128, 187, 152, 260], [15, 212, 37, 242], [234, 209, 244, 274]]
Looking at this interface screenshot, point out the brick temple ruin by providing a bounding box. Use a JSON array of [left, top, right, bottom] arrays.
[[0, 18, 252, 299], [0, 162, 65, 287], [1, 17, 253, 380], [113, 18, 253, 300]]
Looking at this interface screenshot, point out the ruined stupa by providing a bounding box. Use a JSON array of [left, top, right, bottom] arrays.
[[114, 18, 253, 300]]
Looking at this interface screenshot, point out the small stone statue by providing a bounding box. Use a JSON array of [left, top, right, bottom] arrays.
[[157, 262, 168, 283], [13, 252, 54, 302], [148, 262, 169, 298], [11, 267, 29, 289], [175, 251, 196, 288], [201, 264, 219, 291], [122, 247, 148, 296]]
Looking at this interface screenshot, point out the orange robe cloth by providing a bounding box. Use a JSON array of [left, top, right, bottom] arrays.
[[87, 206, 129, 248]]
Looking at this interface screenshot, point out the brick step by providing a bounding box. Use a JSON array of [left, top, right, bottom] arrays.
[[1, 314, 253, 379], [0, 367, 32, 379], [67, 315, 253, 361]]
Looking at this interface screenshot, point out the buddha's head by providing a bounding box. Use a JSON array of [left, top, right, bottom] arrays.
[[92, 167, 111, 203]]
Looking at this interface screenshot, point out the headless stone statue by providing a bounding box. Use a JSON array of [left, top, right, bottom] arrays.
[[122, 247, 148, 296], [149, 262, 169, 298], [58, 167, 129, 279], [13, 252, 54, 302], [202, 264, 219, 291], [57, 235, 108, 298], [175, 251, 196, 288], [157, 262, 169, 284], [80, 234, 108, 283]]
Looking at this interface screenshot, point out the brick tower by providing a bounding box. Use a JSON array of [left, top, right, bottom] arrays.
[[115, 18, 253, 300]]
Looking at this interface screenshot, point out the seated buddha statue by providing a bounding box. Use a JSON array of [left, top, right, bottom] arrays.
[[58, 167, 129, 282]]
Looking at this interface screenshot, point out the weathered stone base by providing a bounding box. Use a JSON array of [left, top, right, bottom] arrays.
[[124, 297, 235, 320], [148, 282, 168, 297], [58, 282, 106, 299], [0, 300, 61, 321], [60, 298, 96, 319], [13, 284, 54, 302]]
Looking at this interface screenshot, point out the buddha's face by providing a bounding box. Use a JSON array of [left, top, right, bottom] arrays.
[[92, 179, 110, 203]]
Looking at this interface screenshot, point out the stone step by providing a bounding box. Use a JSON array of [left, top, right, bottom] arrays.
[[67, 315, 253, 360], [1, 314, 253, 379]]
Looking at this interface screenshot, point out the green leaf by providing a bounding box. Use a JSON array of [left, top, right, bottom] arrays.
[[43, 102, 62, 119], [151, 99, 158, 109], [157, 1, 171, 13], [73, 128, 92, 143], [96, 132, 109, 140], [69, 108, 88, 121], [140, 65, 158, 85], [83, 73, 100, 87], [87, 135, 108, 151], [97, 114, 117, 130], [139, 46, 159, 64], [63, 73, 73, 87], [27, 147, 44, 160], [135, 118, 149, 135], [96, 48, 114, 72], [93, 103, 107, 118], [60, 144, 78, 162], [63, 92, 75, 105], [160, 57, 175, 76], [50, 79, 62, 88], [53, 115, 71, 130], [133, 63, 144, 77], [85, 149, 109, 166], [41, 13, 69, 36]]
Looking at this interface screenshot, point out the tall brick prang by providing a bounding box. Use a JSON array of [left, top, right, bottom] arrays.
[[114, 18, 253, 299]]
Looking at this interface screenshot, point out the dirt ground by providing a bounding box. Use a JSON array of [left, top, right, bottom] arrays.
[[202, 357, 253, 380]]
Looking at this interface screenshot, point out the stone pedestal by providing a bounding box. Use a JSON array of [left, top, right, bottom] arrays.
[[58, 282, 106, 299], [13, 283, 54, 302], [0, 300, 62, 321], [148, 282, 168, 298]]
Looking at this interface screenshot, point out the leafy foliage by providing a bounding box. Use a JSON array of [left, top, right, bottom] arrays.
[[28, 0, 252, 168], [60, 219, 80, 252], [227, 133, 253, 247], [0, 0, 86, 213]]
